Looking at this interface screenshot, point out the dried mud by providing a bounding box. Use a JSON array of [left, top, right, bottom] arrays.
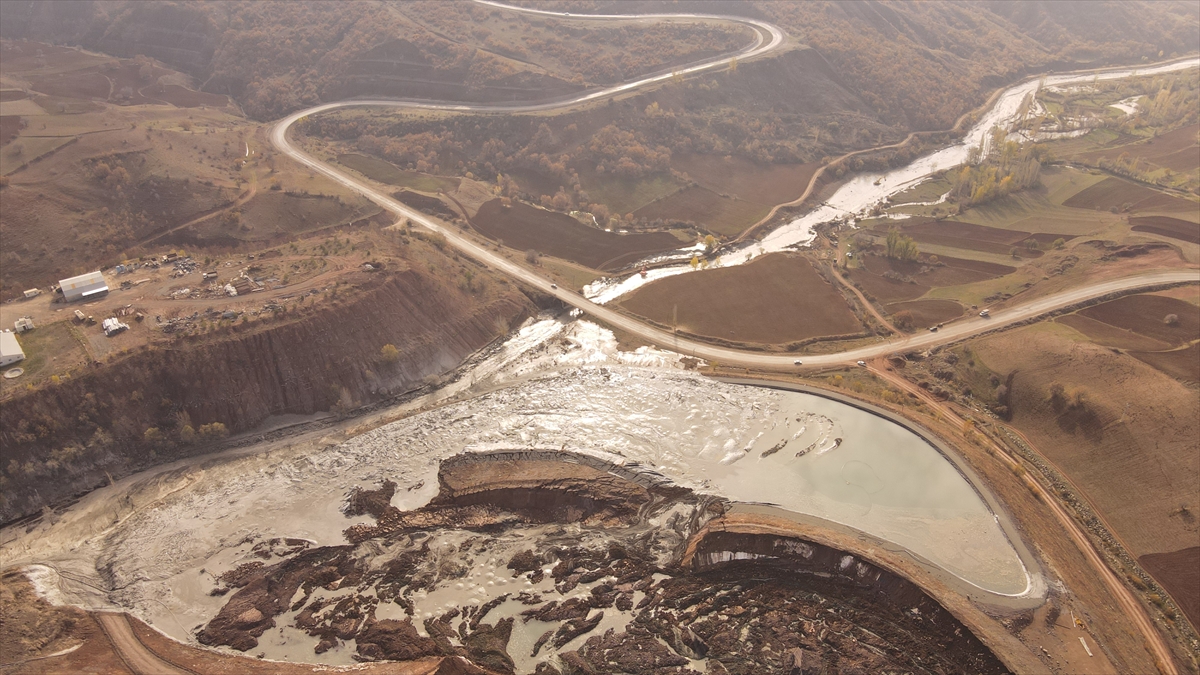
[[196, 452, 1010, 674]]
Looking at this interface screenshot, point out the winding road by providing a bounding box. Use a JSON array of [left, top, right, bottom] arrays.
[[271, 3, 1197, 370]]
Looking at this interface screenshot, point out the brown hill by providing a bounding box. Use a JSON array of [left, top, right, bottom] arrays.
[[0, 268, 535, 524]]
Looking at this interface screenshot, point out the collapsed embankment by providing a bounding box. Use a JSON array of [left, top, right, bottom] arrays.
[[0, 269, 536, 524], [193, 451, 1012, 674]]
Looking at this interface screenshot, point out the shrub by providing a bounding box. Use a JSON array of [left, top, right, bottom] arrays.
[[380, 343, 400, 363], [1163, 313, 1179, 325]]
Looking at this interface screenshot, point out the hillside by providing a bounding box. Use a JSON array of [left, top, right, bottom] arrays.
[[0, 261, 536, 524]]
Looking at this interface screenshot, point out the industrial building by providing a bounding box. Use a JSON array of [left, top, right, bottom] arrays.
[[0, 331, 24, 367], [59, 271, 109, 303]]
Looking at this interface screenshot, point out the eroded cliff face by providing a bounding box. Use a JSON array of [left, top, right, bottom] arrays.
[[0, 269, 535, 523]]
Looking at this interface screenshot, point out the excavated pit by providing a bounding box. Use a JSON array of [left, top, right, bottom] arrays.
[[195, 451, 1010, 674]]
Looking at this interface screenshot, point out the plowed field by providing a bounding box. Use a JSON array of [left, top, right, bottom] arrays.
[[1130, 215, 1200, 244], [619, 253, 863, 345], [473, 199, 681, 270]]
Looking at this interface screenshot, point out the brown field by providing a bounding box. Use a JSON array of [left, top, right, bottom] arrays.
[[393, 189, 458, 219], [147, 83, 230, 108], [336, 153, 460, 193], [1139, 547, 1200, 629], [619, 253, 863, 345], [900, 219, 1029, 244], [0, 116, 21, 145], [1056, 314, 1171, 351], [1131, 343, 1200, 384], [1078, 294, 1199, 346], [218, 192, 379, 242], [1130, 215, 1200, 244], [969, 326, 1199, 588], [1081, 123, 1200, 174], [472, 199, 680, 270], [671, 154, 821, 209], [0, 90, 27, 102], [887, 299, 962, 328], [850, 253, 1014, 305], [633, 185, 769, 237], [1062, 176, 1194, 213], [28, 70, 111, 100]]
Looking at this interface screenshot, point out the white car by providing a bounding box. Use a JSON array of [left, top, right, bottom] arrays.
[[550, 283, 557, 289], [793, 359, 803, 365], [856, 360, 866, 367]]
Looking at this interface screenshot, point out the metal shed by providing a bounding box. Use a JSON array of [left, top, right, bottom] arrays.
[[59, 271, 109, 303], [0, 331, 24, 367]]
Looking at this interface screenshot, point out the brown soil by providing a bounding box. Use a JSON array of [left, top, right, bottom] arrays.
[[472, 199, 680, 270], [0, 266, 535, 524], [1078, 293, 1199, 346], [970, 326, 1200, 570], [27, 70, 110, 100], [620, 253, 864, 345], [633, 185, 768, 236], [393, 189, 459, 220], [197, 191, 378, 243], [144, 83, 230, 108], [901, 219, 1030, 244], [1062, 176, 1194, 213], [1056, 313, 1171, 351], [1130, 215, 1200, 244], [0, 115, 22, 145], [671, 155, 821, 208], [1081, 123, 1200, 173], [1139, 547, 1200, 629], [0, 90, 29, 101], [887, 298, 962, 328], [1131, 343, 1200, 384]]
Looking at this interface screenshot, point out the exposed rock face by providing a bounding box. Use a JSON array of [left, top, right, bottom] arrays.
[[0, 269, 534, 523]]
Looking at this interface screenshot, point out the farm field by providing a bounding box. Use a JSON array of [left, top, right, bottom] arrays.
[[1130, 216, 1200, 244], [844, 251, 1014, 315], [964, 313, 1199, 626], [335, 153, 460, 193], [619, 253, 865, 345], [471, 199, 683, 270], [1139, 547, 1200, 629]]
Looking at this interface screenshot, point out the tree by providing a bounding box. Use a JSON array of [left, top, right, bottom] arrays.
[[525, 249, 539, 264], [885, 228, 919, 261], [381, 343, 400, 363], [1053, 238, 1065, 249], [703, 235, 718, 254], [690, 255, 700, 270]]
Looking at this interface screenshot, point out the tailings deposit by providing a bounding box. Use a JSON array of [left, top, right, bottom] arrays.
[[1, 318, 1034, 671]]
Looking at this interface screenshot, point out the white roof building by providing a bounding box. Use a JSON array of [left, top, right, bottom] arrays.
[[59, 271, 109, 302], [0, 331, 24, 367]]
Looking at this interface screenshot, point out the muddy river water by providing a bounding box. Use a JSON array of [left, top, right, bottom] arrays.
[[583, 57, 1200, 303], [2, 318, 1033, 666]]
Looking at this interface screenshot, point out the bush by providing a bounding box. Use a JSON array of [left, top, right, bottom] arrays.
[[1163, 313, 1179, 325], [380, 343, 400, 363], [525, 249, 540, 264]]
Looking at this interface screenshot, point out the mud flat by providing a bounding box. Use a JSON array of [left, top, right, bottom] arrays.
[[0, 319, 1036, 670], [190, 451, 1013, 674]]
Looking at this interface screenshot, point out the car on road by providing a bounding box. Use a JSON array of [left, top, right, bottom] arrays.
[[856, 360, 866, 367], [979, 309, 990, 317], [793, 359, 803, 365], [928, 326, 938, 332], [550, 283, 557, 289]]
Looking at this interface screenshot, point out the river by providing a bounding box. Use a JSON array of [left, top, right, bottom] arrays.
[[583, 57, 1200, 304]]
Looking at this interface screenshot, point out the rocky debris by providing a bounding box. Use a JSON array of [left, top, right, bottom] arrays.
[[355, 619, 441, 661], [197, 453, 1009, 674], [462, 618, 515, 674]]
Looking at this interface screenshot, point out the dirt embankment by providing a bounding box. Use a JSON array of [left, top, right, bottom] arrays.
[[0, 270, 536, 524]]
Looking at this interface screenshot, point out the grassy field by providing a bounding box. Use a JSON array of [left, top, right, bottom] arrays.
[[619, 253, 864, 346], [576, 168, 685, 217], [965, 320, 1199, 625], [335, 153, 460, 193], [634, 186, 770, 237], [0, 322, 89, 397]]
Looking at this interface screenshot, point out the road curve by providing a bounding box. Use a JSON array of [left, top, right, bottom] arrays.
[[95, 612, 196, 675], [271, 2, 1199, 370]]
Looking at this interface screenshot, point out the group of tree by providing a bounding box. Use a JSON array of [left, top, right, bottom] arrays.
[[949, 128, 1046, 207], [885, 228, 919, 262]]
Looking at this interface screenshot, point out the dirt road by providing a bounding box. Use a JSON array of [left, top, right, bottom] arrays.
[[96, 612, 196, 675]]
